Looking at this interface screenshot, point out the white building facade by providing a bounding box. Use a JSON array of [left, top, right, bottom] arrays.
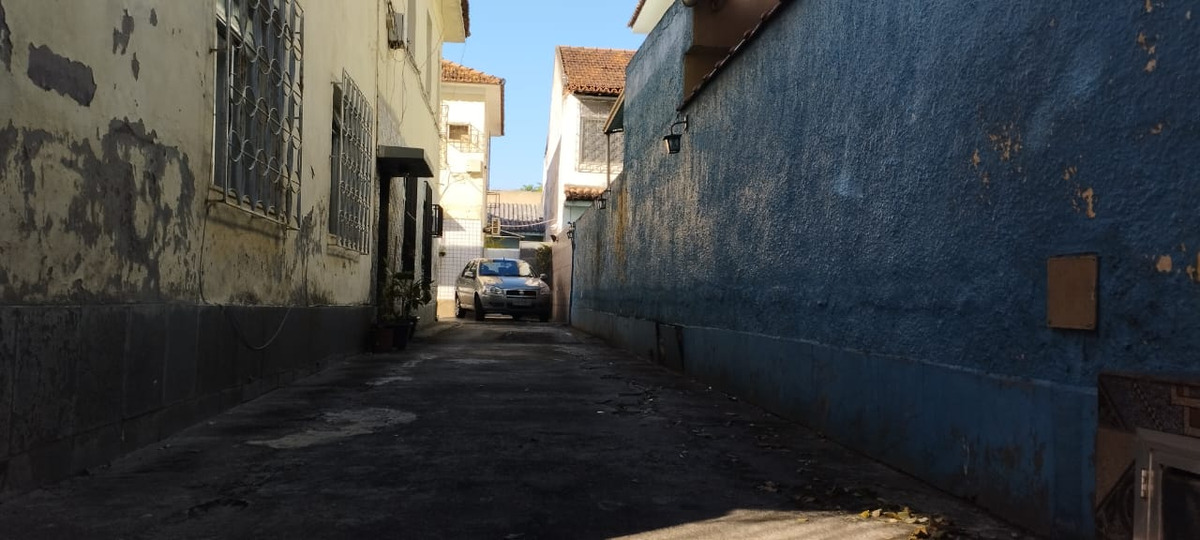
[[436, 61, 504, 310], [540, 46, 633, 236]]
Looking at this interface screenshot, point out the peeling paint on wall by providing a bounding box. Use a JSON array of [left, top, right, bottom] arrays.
[[112, 9, 135, 55], [149, 9, 158, 27], [1, 119, 197, 303], [986, 123, 1022, 162], [1156, 255, 1173, 273], [1079, 187, 1096, 219], [0, 0, 11, 72], [131, 53, 140, 80], [25, 44, 96, 107]]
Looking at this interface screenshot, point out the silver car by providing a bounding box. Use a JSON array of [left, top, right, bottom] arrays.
[[454, 258, 551, 321]]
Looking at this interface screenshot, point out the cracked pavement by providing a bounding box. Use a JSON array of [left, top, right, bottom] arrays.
[[0, 320, 1036, 539]]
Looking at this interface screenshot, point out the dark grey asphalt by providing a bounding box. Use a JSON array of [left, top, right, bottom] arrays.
[[0, 320, 1033, 539]]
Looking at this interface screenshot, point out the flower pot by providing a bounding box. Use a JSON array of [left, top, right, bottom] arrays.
[[370, 325, 395, 353]]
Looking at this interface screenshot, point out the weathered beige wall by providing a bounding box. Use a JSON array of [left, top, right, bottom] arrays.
[[0, 0, 453, 308], [375, 0, 447, 324], [0, 0, 212, 304]]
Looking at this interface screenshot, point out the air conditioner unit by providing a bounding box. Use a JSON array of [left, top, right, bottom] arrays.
[[466, 159, 484, 173], [387, 13, 406, 49]]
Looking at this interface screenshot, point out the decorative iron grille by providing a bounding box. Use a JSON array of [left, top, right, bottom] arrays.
[[330, 70, 374, 253], [578, 98, 623, 173], [215, 0, 304, 227], [445, 123, 485, 153]]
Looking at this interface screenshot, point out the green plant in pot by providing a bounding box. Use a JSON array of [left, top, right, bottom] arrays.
[[378, 271, 434, 350]]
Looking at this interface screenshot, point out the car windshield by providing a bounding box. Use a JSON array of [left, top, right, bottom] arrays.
[[478, 260, 533, 277]]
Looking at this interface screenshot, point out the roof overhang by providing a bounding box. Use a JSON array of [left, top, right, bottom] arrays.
[[630, 0, 672, 34], [486, 81, 505, 136], [603, 89, 625, 135], [441, 0, 469, 42], [377, 145, 434, 178]]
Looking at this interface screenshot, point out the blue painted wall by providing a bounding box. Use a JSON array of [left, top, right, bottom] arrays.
[[570, 1, 1200, 537]]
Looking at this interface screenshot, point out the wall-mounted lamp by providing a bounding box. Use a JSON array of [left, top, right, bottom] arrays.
[[565, 222, 576, 240], [597, 189, 611, 210], [663, 116, 689, 155]]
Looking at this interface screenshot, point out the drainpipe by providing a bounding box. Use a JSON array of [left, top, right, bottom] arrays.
[[569, 229, 575, 327]]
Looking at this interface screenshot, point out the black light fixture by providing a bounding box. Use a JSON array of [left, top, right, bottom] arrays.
[[597, 189, 611, 210], [565, 222, 576, 240], [663, 116, 689, 155]]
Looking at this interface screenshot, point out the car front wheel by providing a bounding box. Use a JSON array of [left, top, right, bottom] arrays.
[[454, 297, 465, 319], [473, 295, 486, 321]]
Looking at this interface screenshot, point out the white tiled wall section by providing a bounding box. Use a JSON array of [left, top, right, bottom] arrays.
[[437, 218, 483, 300]]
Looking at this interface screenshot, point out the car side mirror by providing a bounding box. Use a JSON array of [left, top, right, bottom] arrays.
[[539, 273, 547, 281]]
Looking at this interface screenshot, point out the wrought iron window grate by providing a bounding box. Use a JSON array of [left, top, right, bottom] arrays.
[[578, 98, 623, 174], [445, 123, 485, 154], [330, 70, 375, 253], [215, 0, 304, 227]]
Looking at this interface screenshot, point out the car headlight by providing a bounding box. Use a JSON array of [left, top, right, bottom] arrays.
[[484, 286, 504, 296]]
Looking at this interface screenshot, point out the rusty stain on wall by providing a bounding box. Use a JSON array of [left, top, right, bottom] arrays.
[[149, 8, 158, 27], [1145, 0, 1154, 14], [987, 124, 1022, 162], [0, 0, 11, 72], [25, 44, 96, 107], [615, 184, 629, 275], [1188, 253, 1200, 283], [1149, 122, 1165, 135], [1156, 255, 1173, 273], [112, 9, 135, 55]]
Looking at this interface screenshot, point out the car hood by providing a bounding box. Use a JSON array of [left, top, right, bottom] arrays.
[[480, 276, 544, 288]]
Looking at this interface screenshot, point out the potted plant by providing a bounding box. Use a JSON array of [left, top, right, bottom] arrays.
[[376, 271, 434, 351]]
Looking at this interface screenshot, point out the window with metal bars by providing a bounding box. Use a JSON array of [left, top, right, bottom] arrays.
[[430, 204, 444, 237], [422, 182, 434, 282], [577, 98, 623, 173], [214, 0, 304, 227], [329, 71, 374, 253]]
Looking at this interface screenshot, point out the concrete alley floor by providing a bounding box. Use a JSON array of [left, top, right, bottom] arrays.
[[0, 320, 1036, 539]]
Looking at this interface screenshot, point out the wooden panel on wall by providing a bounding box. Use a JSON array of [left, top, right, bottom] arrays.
[[1047, 254, 1098, 330]]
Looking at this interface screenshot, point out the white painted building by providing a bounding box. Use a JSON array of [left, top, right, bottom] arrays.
[[541, 46, 634, 236], [437, 61, 504, 311]]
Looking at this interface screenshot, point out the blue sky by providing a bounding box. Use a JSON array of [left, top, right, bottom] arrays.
[[444, 1, 646, 191]]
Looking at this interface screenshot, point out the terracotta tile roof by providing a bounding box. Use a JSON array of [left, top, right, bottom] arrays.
[[441, 60, 502, 85], [441, 60, 505, 135], [564, 185, 606, 201], [628, 0, 647, 27], [681, 0, 792, 110], [558, 46, 635, 97]]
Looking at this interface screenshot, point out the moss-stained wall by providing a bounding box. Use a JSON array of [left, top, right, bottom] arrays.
[[0, 0, 457, 496], [0, 0, 397, 306], [569, 1, 1200, 537]]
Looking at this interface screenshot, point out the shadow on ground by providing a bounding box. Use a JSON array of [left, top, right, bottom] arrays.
[[0, 320, 1035, 540]]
